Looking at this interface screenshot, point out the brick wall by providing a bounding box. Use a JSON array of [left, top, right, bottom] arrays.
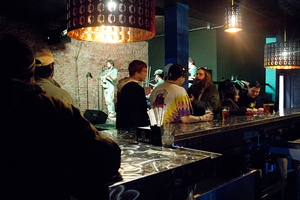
[[0, 20, 149, 114]]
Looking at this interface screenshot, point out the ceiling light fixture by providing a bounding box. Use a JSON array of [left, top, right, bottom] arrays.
[[264, 1, 300, 69], [264, 41, 300, 69], [67, 0, 155, 43], [224, 0, 242, 33]]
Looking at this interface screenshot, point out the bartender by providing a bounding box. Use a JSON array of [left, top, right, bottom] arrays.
[[149, 64, 213, 123]]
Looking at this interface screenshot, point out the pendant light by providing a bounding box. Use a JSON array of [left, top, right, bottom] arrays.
[[67, 0, 155, 43], [264, 1, 300, 69], [224, 0, 242, 33], [264, 41, 300, 69]]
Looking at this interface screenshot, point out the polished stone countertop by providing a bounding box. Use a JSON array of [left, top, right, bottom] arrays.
[[101, 129, 221, 184], [171, 108, 300, 142], [100, 129, 222, 199]]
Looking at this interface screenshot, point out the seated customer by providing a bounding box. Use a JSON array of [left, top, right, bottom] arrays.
[[35, 49, 75, 105], [0, 34, 121, 200], [149, 64, 213, 123], [237, 80, 277, 111], [187, 67, 221, 116], [221, 86, 246, 115], [116, 60, 149, 129]]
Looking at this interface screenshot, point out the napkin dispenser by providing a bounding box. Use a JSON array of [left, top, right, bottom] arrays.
[[136, 125, 162, 146]]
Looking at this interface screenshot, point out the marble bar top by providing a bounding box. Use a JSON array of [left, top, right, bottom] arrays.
[[100, 129, 222, 200], [171, 108, 300, 142]]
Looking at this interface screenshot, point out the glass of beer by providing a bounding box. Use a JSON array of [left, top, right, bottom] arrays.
[[263, 104, 270, 115], [269, 103, 275, 115], [222, 106, 229, 120], [205, 106, 213, 114]]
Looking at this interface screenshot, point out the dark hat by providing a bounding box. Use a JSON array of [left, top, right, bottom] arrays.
[[168, 64, 191, 79], [0, 34, 35, 79]]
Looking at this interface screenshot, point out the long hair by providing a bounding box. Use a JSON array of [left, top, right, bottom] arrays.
[[224, 86, 239, 101], [197, 67, 212, 97]]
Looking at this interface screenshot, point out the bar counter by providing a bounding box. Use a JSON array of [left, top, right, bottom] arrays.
[[173, 108, 300, 153], [100, 129, 222, 200], [97, 108, 300, 199]]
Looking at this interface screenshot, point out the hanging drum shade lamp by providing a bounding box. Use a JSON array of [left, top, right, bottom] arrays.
[[224, 0, 242, 33], [67, 0, 155, 43], [264, 41, 300, 69]]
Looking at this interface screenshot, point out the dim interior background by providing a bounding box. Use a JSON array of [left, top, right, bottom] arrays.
[[0, 0, 300, 114]]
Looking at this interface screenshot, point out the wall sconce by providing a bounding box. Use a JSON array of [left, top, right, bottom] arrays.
[[224, 0, 242, 33], [67, 0, 155, 43]]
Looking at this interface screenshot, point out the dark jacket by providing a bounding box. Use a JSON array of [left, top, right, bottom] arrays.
[[237, 92, 278, 111], [187, 83, 221, 116], [0, 79, 121, 200], [221, 98, 246, 116], [116, 79, 149, 129]]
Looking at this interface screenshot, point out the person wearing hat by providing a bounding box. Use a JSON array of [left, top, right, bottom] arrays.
[[34, 50, 75, 105], [149, 64, 213, 123], [153, 69, 165, 87], [187, 67, 221, 116], [0, 34, 121, 200]]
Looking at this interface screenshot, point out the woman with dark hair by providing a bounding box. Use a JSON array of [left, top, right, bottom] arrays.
[[221, 86, 246, 115]]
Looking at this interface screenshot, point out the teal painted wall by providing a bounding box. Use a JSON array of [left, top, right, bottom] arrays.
[[148, 36, 165, 77], [216, 29, 266, 86], [189, 29, 217, 81], [148, 27, 268, 89], [265, 37, 277, 101], [148, 29, 217, 80]]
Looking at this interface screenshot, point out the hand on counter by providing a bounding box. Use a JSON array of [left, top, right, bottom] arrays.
[[246, 108, 264, 115], [201, 113, 214, 122]]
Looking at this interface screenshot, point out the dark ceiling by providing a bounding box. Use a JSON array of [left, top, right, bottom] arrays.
[[0, 0, 300, 39]]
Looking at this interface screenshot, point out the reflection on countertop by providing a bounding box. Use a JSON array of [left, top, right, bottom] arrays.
[[172, 108, 300, 141], [101, 129, 221, 185]]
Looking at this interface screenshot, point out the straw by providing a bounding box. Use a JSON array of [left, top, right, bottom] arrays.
[[158, 107, 162, 125], [147, 110, 155, 126], [147, 107, 166, 126]]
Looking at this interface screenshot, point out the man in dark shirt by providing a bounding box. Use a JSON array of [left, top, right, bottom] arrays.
[[116, 60, 149, 129], [187, 67, 221, 115], [0, 34, 121, 200], [237, 80, 277, 110]]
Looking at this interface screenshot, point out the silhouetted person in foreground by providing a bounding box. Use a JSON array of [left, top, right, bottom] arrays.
[[0, 34, 121, 200]]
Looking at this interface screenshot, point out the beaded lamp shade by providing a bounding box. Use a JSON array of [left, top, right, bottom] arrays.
[[67, 0, 155, 43], [264, 42, 300, 69], [224, 6, 242, 33]]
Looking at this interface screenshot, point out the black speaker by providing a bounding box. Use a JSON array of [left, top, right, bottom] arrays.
[[84, 110, 107, 124]]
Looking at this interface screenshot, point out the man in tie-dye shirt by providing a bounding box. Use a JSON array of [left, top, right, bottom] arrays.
[[149, 64, 213, 124]]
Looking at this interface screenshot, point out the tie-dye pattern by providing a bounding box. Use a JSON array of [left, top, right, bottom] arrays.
[[149, 83, 193, 123]]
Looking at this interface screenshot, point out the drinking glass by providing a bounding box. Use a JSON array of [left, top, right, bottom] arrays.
[[205, 106, 213, 114], [161, 124, 175, 148], [222, 106, 229, 120], [263, 104, 270, 115]]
